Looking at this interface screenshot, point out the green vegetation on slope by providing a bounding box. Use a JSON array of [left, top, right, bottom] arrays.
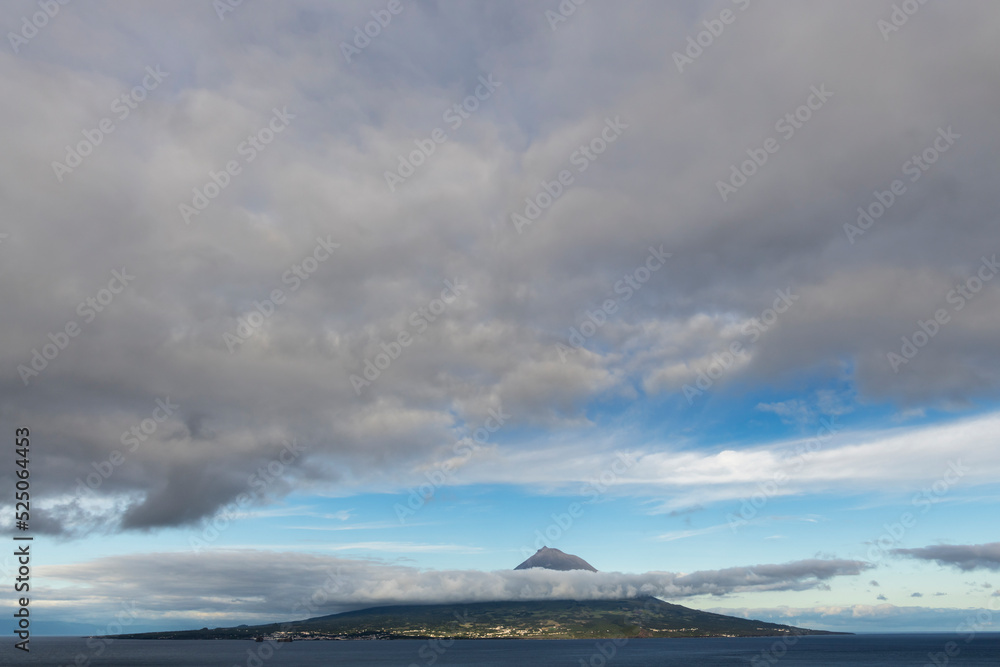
[[111, 597, 846, 640]]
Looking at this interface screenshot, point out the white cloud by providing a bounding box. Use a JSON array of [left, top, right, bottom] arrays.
[[37, 550, 870, 625]]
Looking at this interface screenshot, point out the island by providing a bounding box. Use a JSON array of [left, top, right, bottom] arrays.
[[107, 549, 848, 641]]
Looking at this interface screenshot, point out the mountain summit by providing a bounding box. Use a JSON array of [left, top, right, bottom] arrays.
[[514, 547, 598, 572]]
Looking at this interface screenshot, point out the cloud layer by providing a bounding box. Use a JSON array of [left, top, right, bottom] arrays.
[[36, 549, 871, 624]]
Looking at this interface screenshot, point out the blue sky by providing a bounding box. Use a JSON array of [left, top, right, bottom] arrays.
[[1, 0, 1000, 636]]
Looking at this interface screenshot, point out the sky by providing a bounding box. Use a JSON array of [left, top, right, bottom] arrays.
[[1, 0, 999, 637]]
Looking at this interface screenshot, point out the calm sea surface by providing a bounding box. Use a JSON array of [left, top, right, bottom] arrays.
[[2, 634, 999, 666]]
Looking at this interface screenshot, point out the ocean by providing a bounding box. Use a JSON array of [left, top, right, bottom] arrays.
[[2, 634, 999, 666]]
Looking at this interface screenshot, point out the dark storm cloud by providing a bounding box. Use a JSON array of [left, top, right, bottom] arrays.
[[0, 1, 999, 533]]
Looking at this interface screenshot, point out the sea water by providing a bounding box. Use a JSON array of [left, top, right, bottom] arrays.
[[2, 634, 999, 666]]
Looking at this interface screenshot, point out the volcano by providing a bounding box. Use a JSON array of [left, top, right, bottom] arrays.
[[514, 546, 598, 572]]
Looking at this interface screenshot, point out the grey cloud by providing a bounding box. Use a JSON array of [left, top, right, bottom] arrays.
[[670, 559, 871, 597], [893, 543, 1000, 571]]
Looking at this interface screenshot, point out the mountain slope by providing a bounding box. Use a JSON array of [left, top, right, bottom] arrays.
[[111, 597, 846, 640]]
